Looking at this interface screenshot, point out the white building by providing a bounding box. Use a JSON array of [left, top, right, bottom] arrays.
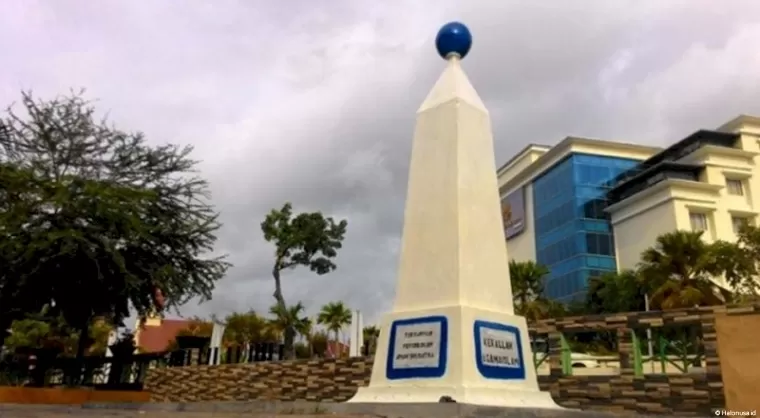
[[497, 115, 760, 302]]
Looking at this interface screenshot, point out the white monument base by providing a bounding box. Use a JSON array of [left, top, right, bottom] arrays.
[[348, 306, 562, 409], [349, 385, 559, 408]]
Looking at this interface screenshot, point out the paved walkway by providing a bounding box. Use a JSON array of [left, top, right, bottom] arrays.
[[1, 414, 370, 417], [0, 407, 375, 418], [0, 403, 654, 417]]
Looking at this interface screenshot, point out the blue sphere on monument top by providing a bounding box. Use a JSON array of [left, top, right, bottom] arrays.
[[435, 22, 472, 59]]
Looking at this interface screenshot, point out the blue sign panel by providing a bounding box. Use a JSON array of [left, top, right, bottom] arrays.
[[386, 316, 448, 380], [473, 320, 526, 380]]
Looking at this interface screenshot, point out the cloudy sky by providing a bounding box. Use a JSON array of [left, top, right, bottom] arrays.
[[2, 0, 760, 326]]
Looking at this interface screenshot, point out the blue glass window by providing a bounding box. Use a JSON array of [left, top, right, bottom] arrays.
[[532, 153, 641, 302]]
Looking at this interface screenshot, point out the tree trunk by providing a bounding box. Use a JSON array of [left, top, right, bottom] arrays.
[[283, 327, 296, 360], [0, 318, 10, 354], [73, 322, 89, 385], [335, 329, 340, 358], [76, 323, 89, 360], [272, 265, 295, 359]]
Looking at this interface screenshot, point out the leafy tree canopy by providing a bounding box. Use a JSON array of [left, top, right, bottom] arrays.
[[508, 260, 564, 320], [580, 229, 759, 314], [362, 325, 380, 355], [718, 224, 760, 299], [4, 312, 113, 357], [269, 302, 310, 341], [0, 91, 229, 353], [260, 202, 347, 358], [317, 301, 352, 343], [637, 230, 756, 309], [223, 310, 279, 347], [584, 270, 647, 315], [510, 260, 548, 307]]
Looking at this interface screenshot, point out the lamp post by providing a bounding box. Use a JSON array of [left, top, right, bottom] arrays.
[[645, 293, 655, 373]]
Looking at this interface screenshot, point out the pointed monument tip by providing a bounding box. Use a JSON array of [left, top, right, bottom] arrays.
[[417, 56, 487, 113], [436, 22, 472, 60], [419, 21, 484, 113]]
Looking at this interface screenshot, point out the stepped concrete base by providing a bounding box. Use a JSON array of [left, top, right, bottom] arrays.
[[349, 385, 560, 408], [77, 401, 670, 417]]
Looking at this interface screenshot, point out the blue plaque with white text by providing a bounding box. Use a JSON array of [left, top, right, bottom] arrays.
[[386, 316, 448, 380], [473, 320, 526, 380]]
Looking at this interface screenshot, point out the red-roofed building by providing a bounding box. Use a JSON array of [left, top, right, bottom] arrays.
[[133, 316, 194, 353], [324, 340, 349, 358]]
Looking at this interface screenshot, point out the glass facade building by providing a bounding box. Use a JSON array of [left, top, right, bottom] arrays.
[[532, 153, 641, 303]]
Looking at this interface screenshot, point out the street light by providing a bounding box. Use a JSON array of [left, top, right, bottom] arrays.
[[645, 293, 655, 373]]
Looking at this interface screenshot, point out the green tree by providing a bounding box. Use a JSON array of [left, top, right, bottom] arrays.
[[85, 318, 115, 356], [260, 203, 347, 359], [716, 224, 760, 299], [638, 230, 729, 309], [268, 301, 310, 355], [164, 316, 213, 351], [0, 91, 230, 359], [362, 325, 380, 355], [108, 330, 137, 356], [223, 310, 277, 347], [310, 330, 329, 358], [4, 318, 53, 354], [585, 270, 648, 314], [317, 301, 352, 348], [294, 341, 311, 359], [544, 299, 569, 318], [510, 260, 548, 308], [5, 313, 112, 357], [508, 260, 556, 320], [296, 317, 315, 358], [0, 164, 55, 347]]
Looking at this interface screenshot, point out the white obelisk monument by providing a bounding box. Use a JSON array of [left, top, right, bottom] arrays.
[[348, 22, 560, 408]]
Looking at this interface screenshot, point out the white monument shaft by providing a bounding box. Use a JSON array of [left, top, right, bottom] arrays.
[[395, 56, 513, 313], [348, 22, 560, 409]]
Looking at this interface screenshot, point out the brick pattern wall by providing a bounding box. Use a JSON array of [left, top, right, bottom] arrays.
[[144, 304, 760, 416], [146, 358, 371, 403]]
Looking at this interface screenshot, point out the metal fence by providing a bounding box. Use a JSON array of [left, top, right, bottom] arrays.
[[0, 342, 285, 391], [0, 351, 165, 390]]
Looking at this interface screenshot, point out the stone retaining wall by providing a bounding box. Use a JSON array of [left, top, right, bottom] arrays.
[[145, 304, 760, 416]]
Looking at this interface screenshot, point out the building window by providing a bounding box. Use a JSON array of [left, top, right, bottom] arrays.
[[689, 212, 708, 232], [726, 179, 744, 196], [533, 153, 637, 303], [732, 216, 752, 234]]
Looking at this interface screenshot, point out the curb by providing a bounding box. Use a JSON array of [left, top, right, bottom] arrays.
[[1, 401, 672, 417]]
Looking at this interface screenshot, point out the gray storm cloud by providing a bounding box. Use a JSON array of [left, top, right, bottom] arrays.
[[2, 0, 760, 325]]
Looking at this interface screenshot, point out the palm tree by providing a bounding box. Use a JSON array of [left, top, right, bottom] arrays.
[[638, 230, 730, 310], [268, 302, 310, 352], [295, 317, 315, 357], [509, 260, 552, 320], [317, 301, 352, 355], [362, 325, 380, 355], [510, 260, 547, 306]]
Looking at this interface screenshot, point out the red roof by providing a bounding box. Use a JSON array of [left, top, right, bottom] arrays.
[[325, 340, 349, 358], [136, 319, 193, 353]]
